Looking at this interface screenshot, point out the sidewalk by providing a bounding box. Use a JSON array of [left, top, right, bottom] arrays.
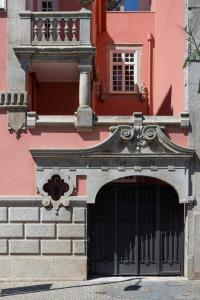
[[0, 277, 200, 300]]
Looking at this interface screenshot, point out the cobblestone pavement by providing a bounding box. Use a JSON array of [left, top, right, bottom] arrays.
[[0, 277, 200, 300]]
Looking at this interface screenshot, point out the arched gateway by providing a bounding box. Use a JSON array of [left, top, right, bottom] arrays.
[[31, 124, 195, 279], [88, 176, 184, 276]]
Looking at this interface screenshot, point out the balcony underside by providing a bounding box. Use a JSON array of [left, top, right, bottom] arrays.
[[14, 46, 96, 64]]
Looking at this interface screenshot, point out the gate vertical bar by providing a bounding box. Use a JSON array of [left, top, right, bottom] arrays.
[[114, 185, 118, 275], [136, 183, 139, 275], [156, 185, 161, 274], [180, 205, 185, 276]]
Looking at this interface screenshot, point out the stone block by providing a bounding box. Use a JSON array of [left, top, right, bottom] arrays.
[[76, 106, 93, 132], [73, 208, 86, 223], [0, 207, 7, 222], [0, 240, 8, 254], [9, 240, 40, 254], [73, 240, 86, 255], [25, 224, 55, 238], [0, 256, 87, 280], [188, 0, 200, 8], [41, 207, 72, 223], [9, 207, 39, 222], [0, 224, 23, 238], [57, 224, 85, 238], [41, 240, 72, 254]]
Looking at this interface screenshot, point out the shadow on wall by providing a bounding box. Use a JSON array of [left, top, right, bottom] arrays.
[[28, 126, 107, 141], [94, 30, 149, 115], [156, 85, 173, 116]]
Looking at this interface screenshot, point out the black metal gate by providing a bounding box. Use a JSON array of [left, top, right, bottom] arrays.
[[88, 183, 184, 276]]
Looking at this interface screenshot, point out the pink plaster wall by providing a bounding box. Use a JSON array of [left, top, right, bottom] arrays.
[[0, 113, 110, 195], [0, 113, 188, 195], [153, 0, 185, 115], [0, 13, 7, 91], [95, 12, 154, 115], [0, 1, 188, 196]]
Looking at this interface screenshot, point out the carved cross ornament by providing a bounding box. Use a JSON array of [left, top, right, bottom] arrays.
[[40, 173, 75, 213]]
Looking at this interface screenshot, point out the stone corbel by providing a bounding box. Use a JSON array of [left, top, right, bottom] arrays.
[[134, 112, 143, 126], [139, 81, 148, 101], [27, 111, 37, 129], [181, 196, 195, 210], [0, 92, 28, 136], [180, 112, 190, 128]]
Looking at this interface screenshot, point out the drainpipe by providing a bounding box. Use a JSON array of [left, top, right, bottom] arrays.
[[148, 33, 153, 115]]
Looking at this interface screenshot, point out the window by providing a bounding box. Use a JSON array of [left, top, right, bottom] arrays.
[[110, 50, 138, 93], [42, 0, 53, 11], [38, 0, 58, 11]]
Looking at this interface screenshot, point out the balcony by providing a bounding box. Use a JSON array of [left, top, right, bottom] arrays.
[[21, 10, 91, 46], [14, 8, 95, 64]]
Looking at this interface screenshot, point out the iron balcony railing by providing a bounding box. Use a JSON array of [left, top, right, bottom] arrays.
[[19, 9, 92, 46]]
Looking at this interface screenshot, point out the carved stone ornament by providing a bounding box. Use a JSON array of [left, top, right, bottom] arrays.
[[0, 92, 28, 136], [139, 81, 148, 101], [110, 125, 164, 152], [8, 109, 26, 136], [38, 171, 75, 213]]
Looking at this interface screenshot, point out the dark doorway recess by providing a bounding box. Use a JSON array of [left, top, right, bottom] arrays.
[[88, 180, 184, 276]]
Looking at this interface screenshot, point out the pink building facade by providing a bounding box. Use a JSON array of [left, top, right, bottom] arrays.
[[0, 0, 197, 280]]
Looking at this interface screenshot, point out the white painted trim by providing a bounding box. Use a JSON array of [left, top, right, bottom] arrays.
[[108, 45, 142, 95], [0, 0, 6, 11]]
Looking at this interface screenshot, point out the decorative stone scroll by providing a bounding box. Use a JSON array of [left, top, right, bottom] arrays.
[[110, 125, 164, 152]]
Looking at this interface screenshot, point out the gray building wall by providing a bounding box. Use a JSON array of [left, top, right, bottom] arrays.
[[187, 0, 200, 279], [7, 0, 27, 91]]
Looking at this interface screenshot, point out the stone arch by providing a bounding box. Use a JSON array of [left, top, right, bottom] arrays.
[[94, 175, 180, 202], [87, 169, 191, 204]]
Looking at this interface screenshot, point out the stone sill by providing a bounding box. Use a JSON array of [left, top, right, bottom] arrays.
[[27, 113, 190, 129]]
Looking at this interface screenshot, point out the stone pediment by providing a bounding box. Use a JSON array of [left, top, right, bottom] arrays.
[[31, 125, 194, 159]]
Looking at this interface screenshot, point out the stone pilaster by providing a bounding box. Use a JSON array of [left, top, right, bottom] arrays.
[[186, 0, 200, 279]]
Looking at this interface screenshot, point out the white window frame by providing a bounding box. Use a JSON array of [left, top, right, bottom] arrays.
[[0, 0, 6, 11], [38, 0, 58, 11], [109, 46, 141, 94]]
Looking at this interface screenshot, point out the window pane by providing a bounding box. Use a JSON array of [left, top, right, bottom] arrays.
[[42, 1, 53, 11], [125, 52, 135, 63], [125, 65, 135, 91], [112, 64, 122, 91]]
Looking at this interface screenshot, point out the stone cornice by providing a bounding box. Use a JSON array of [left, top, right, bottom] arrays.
[[27, 113, 190, 128]]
